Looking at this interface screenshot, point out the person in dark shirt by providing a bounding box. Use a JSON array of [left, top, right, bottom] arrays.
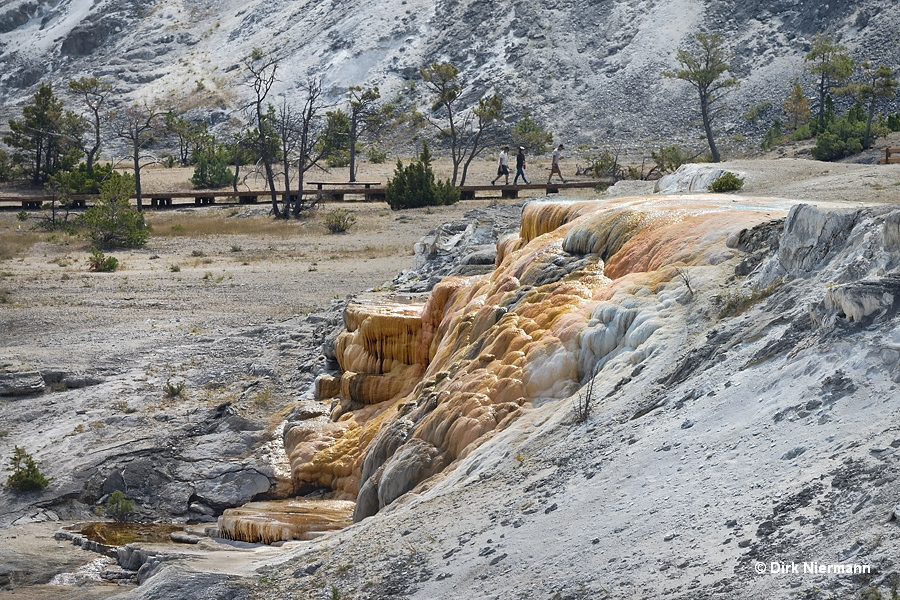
[[514, 146, 530, 185]]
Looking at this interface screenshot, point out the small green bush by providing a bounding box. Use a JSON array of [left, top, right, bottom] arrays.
[[81, 174, 150, 249], [888, 113, 900, 132], [105, 490, 136, 522], [791, 123, 813, 141], [761, 120, 784, 150], [4, 446, 50, 492], [88, 247, 118, 272], [163, 379, 185, 398], [324, 208, 356, 233], [811, 131, 862, 161], [0, 148, 13, 182], [810, 104, 882, 161], [708, 172, 744, 193], [366, 148, 387, 164], [511, 109, 554, 155], [159, 153, 177, 168], [743, 101, 772, 124], [191, 151, 233, 188], [589, 150, 620, 179], [326, 151, 351, 168], [651, 145, 692, 174], [385, 141, 459, 209], [49, 163, 116, 196]]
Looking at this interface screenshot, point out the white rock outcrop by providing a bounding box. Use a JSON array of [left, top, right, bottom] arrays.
[[653, 164, 745, 194]]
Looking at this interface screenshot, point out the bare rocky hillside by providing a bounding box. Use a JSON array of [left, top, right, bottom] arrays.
[[1, 0, 899, 152]]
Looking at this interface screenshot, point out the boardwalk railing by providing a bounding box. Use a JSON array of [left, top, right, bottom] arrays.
[[0, 179, 615, 211]]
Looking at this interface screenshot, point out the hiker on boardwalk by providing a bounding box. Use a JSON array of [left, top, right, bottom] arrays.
[[547, 144, 566, 184], [491, 146, 510, 185], [514, 146, 529, 185]]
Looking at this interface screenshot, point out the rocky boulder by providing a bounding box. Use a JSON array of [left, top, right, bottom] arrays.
[[0, 371, 44, 396], [653, 164, 745, 194]]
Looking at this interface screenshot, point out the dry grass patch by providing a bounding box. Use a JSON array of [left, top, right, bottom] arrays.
[[147, 210, 302, 239], [0, 229, 45, 261], [326, 244, 406, 260]]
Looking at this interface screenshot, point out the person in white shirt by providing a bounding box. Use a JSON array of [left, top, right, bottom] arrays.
[[491, 146, 510, 185], [548, 144, 566, 184]]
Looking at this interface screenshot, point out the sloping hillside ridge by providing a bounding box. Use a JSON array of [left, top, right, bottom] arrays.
[[1, 0, 899, 150]]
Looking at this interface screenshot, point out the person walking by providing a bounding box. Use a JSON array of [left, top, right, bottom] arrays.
[[513, 146, 529, 185], [491, 146, 510, 185], [547, 144, 566, 184]]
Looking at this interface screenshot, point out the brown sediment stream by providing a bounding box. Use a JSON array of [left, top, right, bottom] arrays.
[[68, 522, 185, 546]]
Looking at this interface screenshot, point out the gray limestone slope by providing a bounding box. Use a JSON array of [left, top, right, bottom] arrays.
[[1, 0, 900, 151]]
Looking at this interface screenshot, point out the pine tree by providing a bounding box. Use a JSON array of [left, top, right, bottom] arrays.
[[664, 33, 739, 163], [783, 80, 810, 131], [3, 83, 69, 185], [805, 33, 853, 131]]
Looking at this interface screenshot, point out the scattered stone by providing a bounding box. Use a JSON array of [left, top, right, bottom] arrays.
[[191, 467, 271, 509], [756, 521, 776, 537], [0, 371, 44, 396], [62, 375, 104, 389], [663, 532, 676, 541], [545, 503, 558, 514], [292, 562, 322, 577], [189, 503, 215, 516], [170, 532, 202, 544], [781, 447, 806, 460], [880, 348, 900, 366], [489, 553, 507, 566], [889, 504, 900, 521]]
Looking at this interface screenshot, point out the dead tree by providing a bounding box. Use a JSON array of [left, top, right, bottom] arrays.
[[242, 48, 282, 217], [109, 102, 163, 211]]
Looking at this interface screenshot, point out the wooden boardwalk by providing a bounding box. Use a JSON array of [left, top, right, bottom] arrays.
[[0, 178, 615, 211]]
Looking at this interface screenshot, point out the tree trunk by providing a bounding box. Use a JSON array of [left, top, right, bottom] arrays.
[[133, 150, 143, 212], [700, 94, 720, 163], [349, 118, 358, 182], [864, 94, 876, 150], [33, 136, 44, 186], [448, 106, 459, 186], [817, 72, 827, 131], [282, 153, 292, 211], [87, 110, 101, 173], [292, 155, 307, 218], [459, 128, 484, 187], [264, 158, 282, 218]]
